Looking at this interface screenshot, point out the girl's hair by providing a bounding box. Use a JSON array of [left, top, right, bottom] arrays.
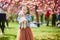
[[26, 7, 30, 14]]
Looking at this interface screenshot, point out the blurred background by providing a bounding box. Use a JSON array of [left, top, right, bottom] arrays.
[[0, 0, 60, 40]]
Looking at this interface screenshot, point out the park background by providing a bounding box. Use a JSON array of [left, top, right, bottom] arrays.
[[0, 0, 60, 40]]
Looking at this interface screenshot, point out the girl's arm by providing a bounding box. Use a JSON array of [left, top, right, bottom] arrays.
[[26, 14, 32, 22]]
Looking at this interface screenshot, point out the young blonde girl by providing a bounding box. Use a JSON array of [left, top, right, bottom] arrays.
[[16, 6, 34, 40]]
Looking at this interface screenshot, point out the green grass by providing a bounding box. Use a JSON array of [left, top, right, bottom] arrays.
[[0, 22, 60, 40]]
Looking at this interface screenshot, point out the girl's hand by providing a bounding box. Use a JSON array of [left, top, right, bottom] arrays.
[[23, 21, 26, 29], [24, 26, 26, 29], [20, 21, 26, 29]]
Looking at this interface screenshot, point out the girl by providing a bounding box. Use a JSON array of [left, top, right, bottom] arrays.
[[16, 6, 34, 40]]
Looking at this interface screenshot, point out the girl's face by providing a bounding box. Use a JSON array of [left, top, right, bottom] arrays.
[[23, 8, 28, 15]]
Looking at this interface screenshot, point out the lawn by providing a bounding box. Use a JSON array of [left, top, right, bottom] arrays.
[[0, 22, 60, 40]]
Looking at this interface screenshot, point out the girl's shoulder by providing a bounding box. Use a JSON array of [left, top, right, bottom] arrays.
[[26, 14, 30, 16], [26, 14, 30, 17]]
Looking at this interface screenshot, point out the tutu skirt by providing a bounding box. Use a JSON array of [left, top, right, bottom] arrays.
[[16, 27, 34, 40]]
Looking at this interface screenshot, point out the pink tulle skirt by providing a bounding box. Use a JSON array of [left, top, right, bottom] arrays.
[[16, 27, 34, 40]]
